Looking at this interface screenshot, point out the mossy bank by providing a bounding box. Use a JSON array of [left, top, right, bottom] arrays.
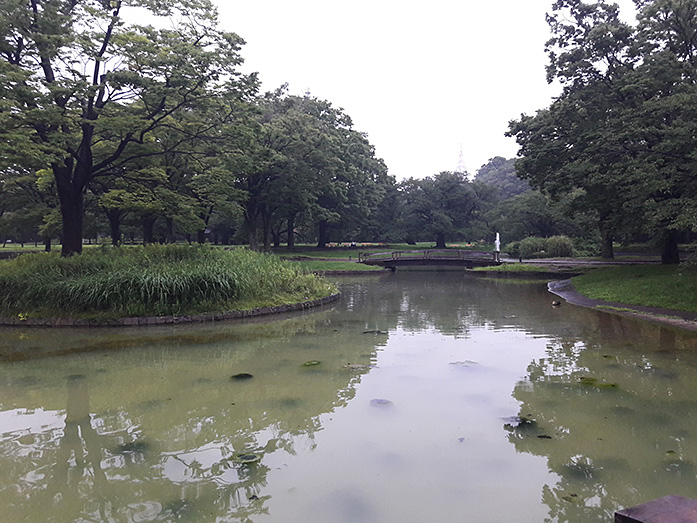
[[0, 245, 337, 323]]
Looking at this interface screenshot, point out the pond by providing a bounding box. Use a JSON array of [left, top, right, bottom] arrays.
[[1, 271, 696, 522]]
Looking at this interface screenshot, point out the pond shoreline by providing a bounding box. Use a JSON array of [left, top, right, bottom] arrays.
[[0, 292, 341, 328], [548, 279, 697, 332]]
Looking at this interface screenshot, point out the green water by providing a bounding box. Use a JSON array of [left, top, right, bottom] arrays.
[[1, 272, 696, 522]]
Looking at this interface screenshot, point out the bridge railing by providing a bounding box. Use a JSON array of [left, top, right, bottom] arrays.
[[359, 249, 498, 264]]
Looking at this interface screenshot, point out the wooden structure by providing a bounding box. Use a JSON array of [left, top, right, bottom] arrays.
[[615, 495, 697, 522], [358, 249, 501, 270]]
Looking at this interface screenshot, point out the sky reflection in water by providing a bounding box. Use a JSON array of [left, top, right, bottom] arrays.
[[0, 271, 696, 522]]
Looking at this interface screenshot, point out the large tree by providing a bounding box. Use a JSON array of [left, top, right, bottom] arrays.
[[400, 171, 484, 248], [508, 0, 636, 259], [0, 0, 254, 255], [509, 0, 697, 263]]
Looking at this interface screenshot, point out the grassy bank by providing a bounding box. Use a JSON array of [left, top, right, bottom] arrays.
[[288, 259, 385, 272], [572, 264, 697, 313], [0, 245, 336, 320]]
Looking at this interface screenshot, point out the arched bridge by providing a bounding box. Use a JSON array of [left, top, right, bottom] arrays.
[[358, 250, 501, 270]]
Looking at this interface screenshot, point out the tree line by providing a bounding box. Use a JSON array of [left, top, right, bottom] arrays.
[[508, 0, 697, 263], [1, 0, 695, 261]]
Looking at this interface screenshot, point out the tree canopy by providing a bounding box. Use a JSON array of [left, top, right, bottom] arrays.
[[0, 0, 255, 255], [508, 0, 697, 263]]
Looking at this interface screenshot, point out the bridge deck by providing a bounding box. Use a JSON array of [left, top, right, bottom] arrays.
[[359, 250, 501, 269]]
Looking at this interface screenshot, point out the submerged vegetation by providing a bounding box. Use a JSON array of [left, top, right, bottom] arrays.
[[0, 245, 335, 319]]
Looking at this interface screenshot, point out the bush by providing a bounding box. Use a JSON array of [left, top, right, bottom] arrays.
[[572, 237, 601, 257], [504, 236, 575, 259], [546, 235, 574, 257], [518, 237, 548, 259]]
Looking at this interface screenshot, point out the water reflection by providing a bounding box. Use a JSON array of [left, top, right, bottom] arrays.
[[0, 310, 385, 522], [1, 272, 696, 522], [509, 311, 697, 521]]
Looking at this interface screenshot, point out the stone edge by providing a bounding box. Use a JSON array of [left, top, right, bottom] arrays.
[[0, 292, 341, 328]]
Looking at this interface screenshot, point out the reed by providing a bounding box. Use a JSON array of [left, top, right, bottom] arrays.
[[0, 245, 335, 318]]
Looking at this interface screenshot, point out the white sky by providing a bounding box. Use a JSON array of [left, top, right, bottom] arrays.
[[214, 1, 638, 179]]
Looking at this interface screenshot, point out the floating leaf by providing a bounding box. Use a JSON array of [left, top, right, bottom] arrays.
[[303, 361, 321, 367], [231, 373, 254, 380], [231, 453, 261, 464]]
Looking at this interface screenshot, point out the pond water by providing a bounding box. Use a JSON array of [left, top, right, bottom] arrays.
[[1, 271, 697, 522]]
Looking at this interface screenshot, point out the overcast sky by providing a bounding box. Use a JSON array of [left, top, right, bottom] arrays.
[[214, 1, 637, 179]]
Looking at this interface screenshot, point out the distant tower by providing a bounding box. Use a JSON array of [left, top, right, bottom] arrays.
[[455, 145, 467, 174]]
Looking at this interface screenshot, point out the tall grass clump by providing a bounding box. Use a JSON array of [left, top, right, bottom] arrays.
[[0, 245, 336, 319]]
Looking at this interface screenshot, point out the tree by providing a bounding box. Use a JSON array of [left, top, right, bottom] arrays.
[[400, 171, 483, 248], [475, 157, 530, 200], [622, 0, 697, 262], [508, 0, 638, 259], [0, 0, 255, 255], [509, 0, 697, 263]]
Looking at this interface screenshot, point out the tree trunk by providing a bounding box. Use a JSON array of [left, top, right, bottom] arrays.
[[106, 209, 122, 246], [599, 226, 614, 259], [435, 232, 446, 249], [262, 208, 271, 252], [197, 229, 206, 244], [142, 216, 156, 244], [244, 201, 261, 251], [287, 213, 296, 251], [661, 231, 680, 264], [44, 236, 51, 252], [165, 218, 174, 244], [58, 188, 84, 256], [317, 220, 329, 248]]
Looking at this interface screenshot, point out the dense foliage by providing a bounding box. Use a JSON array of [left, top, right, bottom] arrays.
[[0, 0, 694, 262], [0, 245, 334, 318], [508, 0, 697, 262]]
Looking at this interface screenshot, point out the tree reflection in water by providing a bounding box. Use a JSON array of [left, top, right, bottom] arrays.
[[0, 309, 382, 522], [507, 312, 697, 522], [3, 273, 697, 521]]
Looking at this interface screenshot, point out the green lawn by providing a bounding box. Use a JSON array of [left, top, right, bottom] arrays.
[[572, 264, 697, 312], [289, 260, 385, 272], [274, 242, 491, 260]]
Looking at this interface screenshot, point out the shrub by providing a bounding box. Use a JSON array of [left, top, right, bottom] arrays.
[[505, 236, 575, 259], [504, 241, 521, 258], [518, 237, 548, 259], [545, 235, 574, 257]]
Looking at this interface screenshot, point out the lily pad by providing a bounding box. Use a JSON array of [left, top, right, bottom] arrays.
[[303, 360, 321, 367], [231, 453, 261, 464], [579, 376, 618, 389], [231, 373, 254, 381]]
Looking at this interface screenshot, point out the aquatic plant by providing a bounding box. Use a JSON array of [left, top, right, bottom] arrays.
[[0, 245, 336, 318]]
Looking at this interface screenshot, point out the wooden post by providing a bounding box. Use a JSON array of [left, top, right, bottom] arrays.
[[615, 495, 697, 522]]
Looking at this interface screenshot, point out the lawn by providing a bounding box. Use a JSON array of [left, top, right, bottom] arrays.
[[572, 264, 697, 313]]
